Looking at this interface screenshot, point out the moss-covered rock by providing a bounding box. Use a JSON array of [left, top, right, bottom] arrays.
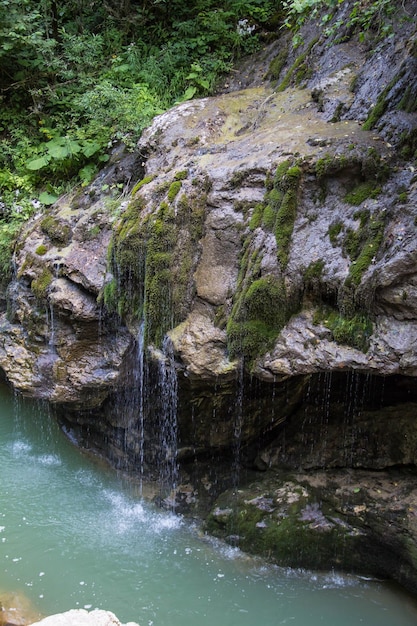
[[104, 178, 206, 347], [31, 268, 53, 300], [206, 475, 364, 571], [40, 215, 72, 246]]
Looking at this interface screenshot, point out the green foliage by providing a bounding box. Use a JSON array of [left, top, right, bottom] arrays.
[[282, 0, 398, 45], [0, 0, 281, 236], [0, 220, 23, 288]]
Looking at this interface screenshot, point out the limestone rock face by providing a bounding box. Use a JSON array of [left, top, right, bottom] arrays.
[[0, 156, 137, 407], [0, 8, 416, 407]]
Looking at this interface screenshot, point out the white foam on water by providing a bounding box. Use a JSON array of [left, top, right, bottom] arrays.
[[36, 454, 61, 467], [10, 440, 32, 456], [75, 469, 101, 488], [152, 512, 182, 533], [102, 489, 182, 536]]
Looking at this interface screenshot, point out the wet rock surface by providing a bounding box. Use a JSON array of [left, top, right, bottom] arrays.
[[206, 466, 417, 592]]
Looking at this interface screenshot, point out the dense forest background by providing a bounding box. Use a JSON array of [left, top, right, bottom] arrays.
[[0, 0, 399, 283]]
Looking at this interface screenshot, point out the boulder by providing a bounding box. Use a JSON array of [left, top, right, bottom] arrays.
[[29, 609, 139, 626]]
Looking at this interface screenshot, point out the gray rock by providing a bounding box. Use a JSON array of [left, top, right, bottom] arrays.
[[29, 609, 139, 626]]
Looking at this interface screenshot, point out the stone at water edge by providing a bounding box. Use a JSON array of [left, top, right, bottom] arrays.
[[0, 590, 42, 626], [29, 608, 139, 626]]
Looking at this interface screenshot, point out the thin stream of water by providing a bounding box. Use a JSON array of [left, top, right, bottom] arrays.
[[1, 384, 417, 626]]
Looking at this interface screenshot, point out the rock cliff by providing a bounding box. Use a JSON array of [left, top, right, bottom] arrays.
[[1, 0, 417, 590]]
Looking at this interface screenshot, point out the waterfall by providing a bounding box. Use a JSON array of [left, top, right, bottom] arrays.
[[136, 321, 146, 489], [156, 335, 178, 505], [232, 360, 244, 494]]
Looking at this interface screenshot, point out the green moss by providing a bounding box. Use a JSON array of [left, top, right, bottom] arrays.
[[398, 85, 417, 113], [362, 72, 404, 131], [35, 244, 48, 256], [330, 101, 344, 123], [315, 154, 335, 180], [276, 37, 318, 93], [104, 179, 206, 347], [227, 274, 297, 363], [249, 203, 264, 230], [295, 61, 313, 86], [270, 162, 302, 268], [266, 49, 288, 82], [230, 170, 248, 188], [262, 204, 277, 231], [304, 259, 324, 283], [173, 170, 188, 181], [131, 174, 156, 195], [167, 180, 182, 203], [274, 160, 292, 187], [342, 210, 385, 287], [314, 153, 355, 180], [319, 309, 373, 352], [40, 215, 72, 245], [344, 181, 381, 205], [207, 488, 361, 570], [328, 221, 343, 247], [274, 189, 297, 267], [31, 268, 53, 300]]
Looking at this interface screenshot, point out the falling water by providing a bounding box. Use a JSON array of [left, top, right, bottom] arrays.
[[47, 262, 61, 354], [156, 335, 179, 502], [136, 320, 146, 488], [47, 301, 56, 352], [232, 360, 244, 493]]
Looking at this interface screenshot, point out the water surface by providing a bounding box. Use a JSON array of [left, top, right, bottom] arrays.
[[1, 385, 417, 625]]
